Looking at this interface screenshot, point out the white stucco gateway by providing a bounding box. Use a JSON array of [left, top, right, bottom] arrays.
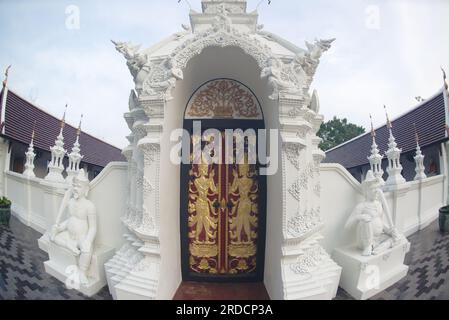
[[105, 0, 342, 300]]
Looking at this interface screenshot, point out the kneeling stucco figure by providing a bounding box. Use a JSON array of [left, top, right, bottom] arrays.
[[50, 169, 97, 285], [345, 170, 403, 256]]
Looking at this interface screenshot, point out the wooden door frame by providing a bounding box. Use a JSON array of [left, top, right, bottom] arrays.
[[180, 119, 267, 283]]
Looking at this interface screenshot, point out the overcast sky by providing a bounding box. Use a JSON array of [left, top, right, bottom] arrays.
[[0, 0, 448, 148]]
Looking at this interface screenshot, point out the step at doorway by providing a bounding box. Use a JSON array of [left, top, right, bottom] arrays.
[[173, 282, 270, 300]]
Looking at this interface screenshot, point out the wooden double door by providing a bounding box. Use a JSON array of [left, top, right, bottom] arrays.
[[180, 121, 266, 282]]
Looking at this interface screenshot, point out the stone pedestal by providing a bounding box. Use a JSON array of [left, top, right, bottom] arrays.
[[44, 242, 115, 297], [333, 238, 410, 300], [38, 232, 51, 252]]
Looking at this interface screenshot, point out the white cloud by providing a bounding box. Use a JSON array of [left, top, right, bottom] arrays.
[[13, 44, 133, 148], [1, 0, 448, 148]]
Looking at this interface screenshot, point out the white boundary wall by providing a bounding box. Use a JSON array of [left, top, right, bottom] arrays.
[[4, 171, 46, 232], [4, 162, 127, 251], [2, 158, 446, 271], [320, 163, 446, 254]]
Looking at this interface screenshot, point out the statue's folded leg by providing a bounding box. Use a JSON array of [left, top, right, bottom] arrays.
[[358, 221, 373, 256], [53, 232, 80, 256], [372, 237, 394, 255]]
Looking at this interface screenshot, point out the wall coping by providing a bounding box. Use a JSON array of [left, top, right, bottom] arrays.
[[90, 161, 127, 189]]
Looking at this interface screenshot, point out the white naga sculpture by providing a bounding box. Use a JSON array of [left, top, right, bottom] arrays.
[[50, 169, 97, 284], [345, 170, 403, 256]]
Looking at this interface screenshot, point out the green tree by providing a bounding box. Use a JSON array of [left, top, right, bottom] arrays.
[[317, 116, 365, 151]]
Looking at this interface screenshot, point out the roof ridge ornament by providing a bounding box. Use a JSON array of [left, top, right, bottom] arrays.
[[2, 65, 11, 88], [60, 104, 68, 133], [77, 114, 83, 137], [441, 66, 448, 91], [384, 104, 393, 135]]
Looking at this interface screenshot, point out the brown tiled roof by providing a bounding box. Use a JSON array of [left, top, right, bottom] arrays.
[[1, 88, 125, 168], [324, 90, 448, 169]]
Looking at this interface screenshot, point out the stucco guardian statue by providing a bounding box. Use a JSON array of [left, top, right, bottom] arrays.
[[333, 170, 410, 300], [44, 169, 113, 297], [50, 169, 96, 285], [345, 170, 402, 256]]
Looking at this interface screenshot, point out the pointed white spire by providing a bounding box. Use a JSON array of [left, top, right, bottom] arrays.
[[45, 105, 67, 183], [367, 114, 384, 184], [23, 121, 36, 178], [66, 114, 84, 183], [413, 124, 426, 180], [384, 106, 406, 186]]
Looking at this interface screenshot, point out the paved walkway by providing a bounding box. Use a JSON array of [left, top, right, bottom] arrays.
[[0, 216, 111, 300], [338, 220, 449, 300], [1, 215, 448, 300]]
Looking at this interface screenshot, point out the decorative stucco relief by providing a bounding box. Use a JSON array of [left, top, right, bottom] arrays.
[[114, 14, 334, 103], [283, 142, 302, 170], [287, 208, 322, 239]]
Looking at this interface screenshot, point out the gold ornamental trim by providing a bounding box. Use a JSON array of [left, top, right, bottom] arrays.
[[190, 242, 218, 258], [228, 242, 257, 258], [185, 79, 263, 120]]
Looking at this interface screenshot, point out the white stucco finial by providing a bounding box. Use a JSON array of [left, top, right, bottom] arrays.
[[384, 105, 405, 187], [413, 123, 426, 180], [368, 114, 384, 183], [46, 108, 67, 183], [23, 119, 37, 178], [66, 114, 84, 184]]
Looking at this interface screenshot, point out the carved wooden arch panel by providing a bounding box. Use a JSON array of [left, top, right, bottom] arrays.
[[185, 79, 263, 120]]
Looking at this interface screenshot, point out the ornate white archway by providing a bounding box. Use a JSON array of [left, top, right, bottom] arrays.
[[107, 2, 341, 300]]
